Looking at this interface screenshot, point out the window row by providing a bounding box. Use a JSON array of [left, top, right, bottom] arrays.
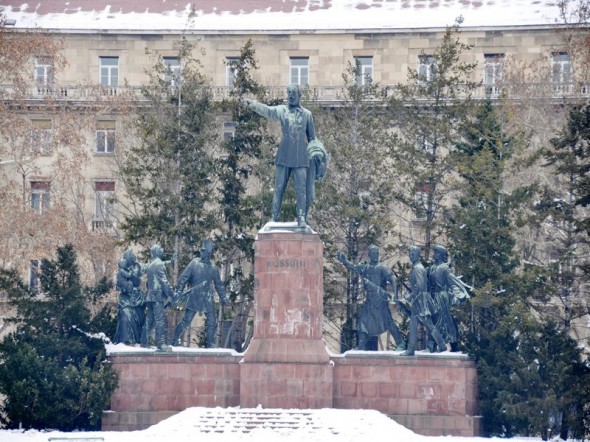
[[29, 119, 116, 155], [34, 53, 575, 91], [28, 180, 116, 229]]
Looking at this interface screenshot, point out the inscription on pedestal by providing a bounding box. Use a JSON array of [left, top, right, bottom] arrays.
[[266, 258, 306, 270]]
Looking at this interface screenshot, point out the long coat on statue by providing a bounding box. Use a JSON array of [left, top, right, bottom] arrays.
[[177, 258, 228, 313]]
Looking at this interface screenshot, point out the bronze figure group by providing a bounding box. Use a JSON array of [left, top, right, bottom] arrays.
[[339, 244, 470, 354], [114, 240, 229, 351]]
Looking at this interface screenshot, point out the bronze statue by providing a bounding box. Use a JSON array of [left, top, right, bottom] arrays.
[[338, 245, 406, 351], [114, 257, 145, 345], [428, 244, 470, 352], [172, 240, 230, 348], [145, 244, 175, 351], [244, 84, 316, 227], [400, 245, 446, 356]]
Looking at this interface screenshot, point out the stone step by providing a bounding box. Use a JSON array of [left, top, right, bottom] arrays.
[[192, 409, 339, 434]]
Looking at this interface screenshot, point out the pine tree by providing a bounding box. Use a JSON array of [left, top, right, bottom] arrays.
[[447, 101, 590, 438], [536, 102, 590, 332], [0, 244, 118, 430], [312, 61, 398, 351], [216, 40, 276, 350], [118, 39, 219, 267], [390, 17, 479, 258]]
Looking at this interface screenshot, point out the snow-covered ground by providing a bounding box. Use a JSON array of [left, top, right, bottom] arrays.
[[0, 407, 565, 442]]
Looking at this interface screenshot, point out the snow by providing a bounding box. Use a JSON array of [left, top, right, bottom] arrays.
[[0, 406, 563, 442], [0, 0, 564, 32]]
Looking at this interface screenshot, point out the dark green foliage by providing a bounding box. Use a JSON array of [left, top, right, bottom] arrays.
[[313, 61, 397, 351], [391, 18, 479, 256], [448, 101, 590, 439], [119, 39, 219, 263], [216, 40, 276, 350], [536, 103, 590, 330], [0, 245, 119, 430], [448, 99, 526, 286]]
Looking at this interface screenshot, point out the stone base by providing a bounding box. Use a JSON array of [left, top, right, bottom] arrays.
[[243, 338, 330, 363], [240, 361, 333, 409], [103, 350, 480, 436], [392, 414, 483, 437]]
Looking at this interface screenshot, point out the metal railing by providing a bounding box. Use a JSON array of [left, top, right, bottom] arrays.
[[1, 82, 588, 104]]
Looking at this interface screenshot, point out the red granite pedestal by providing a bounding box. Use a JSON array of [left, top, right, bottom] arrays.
[[102, 223, 481, 436], [239, 225, 333, 408]]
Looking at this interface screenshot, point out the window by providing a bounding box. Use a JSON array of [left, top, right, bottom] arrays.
[[354, 56, 373, 85], [290, 57, 309, 86], [163, 56, 181, 86], [223, 122, 236, 141], [31, 119, 52, 154], [29, 259, 42, 290], [552, 52, 573, 93], [414, 182, 432, 221], [94, 181, 115, 230], [96, 121, 116, 154], [226, 57, 238, 88], [417, 134, 434, 154], [484, 53, 504, 95], [99, 56, 119, 93], [30, 181, 51, 214], [35, 57, 53, 94], [418, 55, 437, 82]]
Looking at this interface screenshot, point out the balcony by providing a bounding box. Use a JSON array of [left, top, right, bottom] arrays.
[[92, 219, 116, 232], [1, 83, 588, 106]]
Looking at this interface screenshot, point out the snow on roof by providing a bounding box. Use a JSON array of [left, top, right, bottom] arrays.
[[0, 0, 563, 33]]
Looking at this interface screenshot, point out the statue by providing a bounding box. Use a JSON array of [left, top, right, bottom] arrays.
[[114, 257, 145, 345], [428, 244, 470, 352], [305, 138, 328, 222], [338, 245, 406, 351], [400, 246, 445, 356], [145, 244, 175, 351], [172, 240, 230, 348], [244, 84, 317, 226]]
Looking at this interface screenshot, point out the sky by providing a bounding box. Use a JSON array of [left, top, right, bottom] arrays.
[[0, 407, 566, 442]]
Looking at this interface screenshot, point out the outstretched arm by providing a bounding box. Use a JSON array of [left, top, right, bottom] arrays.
[[337, 252, 364, 276], [244, 98, 281, 121]]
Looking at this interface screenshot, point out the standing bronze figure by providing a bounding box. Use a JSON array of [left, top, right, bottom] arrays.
[[400, 245, 446, 356], [145, 244, 175, 351], [428, 244, 470, 352], [338, 245, 406, 351], [114, 256, 145, 345], [173, 240, 230, 348], [244, 84, 316, 226]]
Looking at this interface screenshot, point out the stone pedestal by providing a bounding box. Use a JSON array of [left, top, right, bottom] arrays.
[[240, 225, 333, 408]]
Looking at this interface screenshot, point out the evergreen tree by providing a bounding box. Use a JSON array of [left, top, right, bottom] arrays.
[[447, 101, 590, 439], [537, 102, 590, 331], [118, 39, 219, 267], [391, 17, 479, 258], [216, 40, 276, 350], [0, 244, 118, 430], [313, 62, 398, 351]]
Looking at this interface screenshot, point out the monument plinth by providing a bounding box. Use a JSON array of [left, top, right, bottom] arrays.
[[240, 223, 333, 408]]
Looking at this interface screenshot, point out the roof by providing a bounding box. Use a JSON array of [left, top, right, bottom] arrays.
[[0, 0, 564, 33]]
